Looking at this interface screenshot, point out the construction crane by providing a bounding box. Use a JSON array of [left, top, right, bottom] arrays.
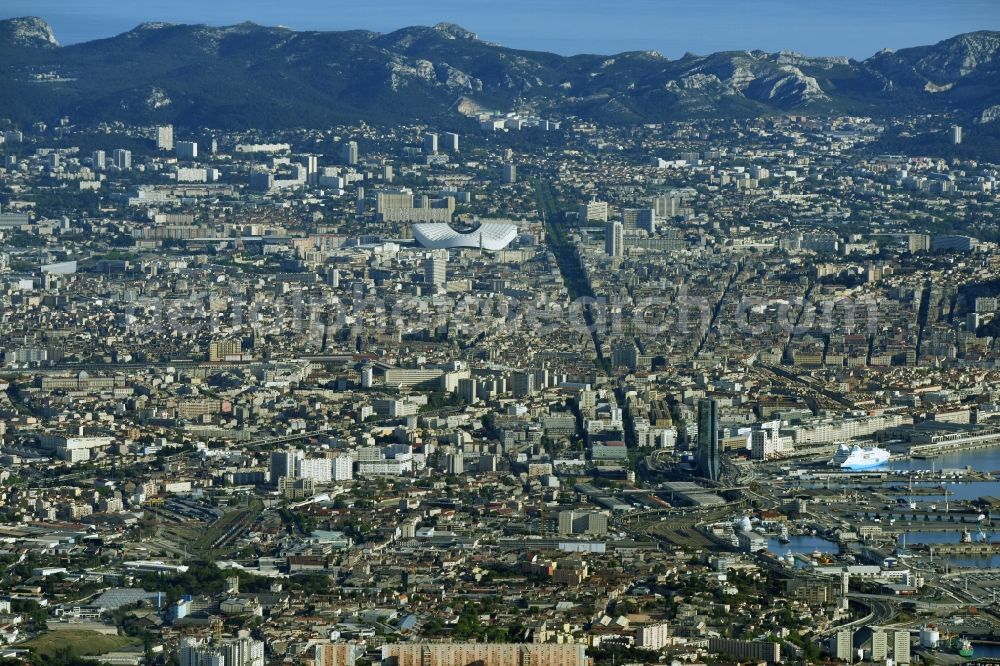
[[210, 615, 223, 643]]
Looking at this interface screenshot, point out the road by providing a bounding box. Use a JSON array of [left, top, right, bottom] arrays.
[[816, 595, 897, 638]]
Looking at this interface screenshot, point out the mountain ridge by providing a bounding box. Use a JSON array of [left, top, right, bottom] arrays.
[[1, 17, 999, 128]]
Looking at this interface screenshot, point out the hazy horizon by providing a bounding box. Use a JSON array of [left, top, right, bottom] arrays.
[[2, 0, 999, 60]]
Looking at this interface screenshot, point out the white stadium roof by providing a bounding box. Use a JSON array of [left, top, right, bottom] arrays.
[[412, 222, 518, 250]]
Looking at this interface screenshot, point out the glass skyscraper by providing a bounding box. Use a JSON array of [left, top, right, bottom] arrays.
[[697, 397, 720, 481]]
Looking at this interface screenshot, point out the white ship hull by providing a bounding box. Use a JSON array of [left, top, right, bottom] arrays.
[[830, 444, 890, 470]]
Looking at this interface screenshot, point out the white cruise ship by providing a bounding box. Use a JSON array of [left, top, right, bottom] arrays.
[[830, 443, 890, 470]]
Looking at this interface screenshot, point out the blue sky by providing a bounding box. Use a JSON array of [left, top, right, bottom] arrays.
[[3, 0, 999, 58]]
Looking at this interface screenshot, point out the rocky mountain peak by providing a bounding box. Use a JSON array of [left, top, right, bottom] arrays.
[[0, 16, 59, 48], [433, 23, 478, 40]]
